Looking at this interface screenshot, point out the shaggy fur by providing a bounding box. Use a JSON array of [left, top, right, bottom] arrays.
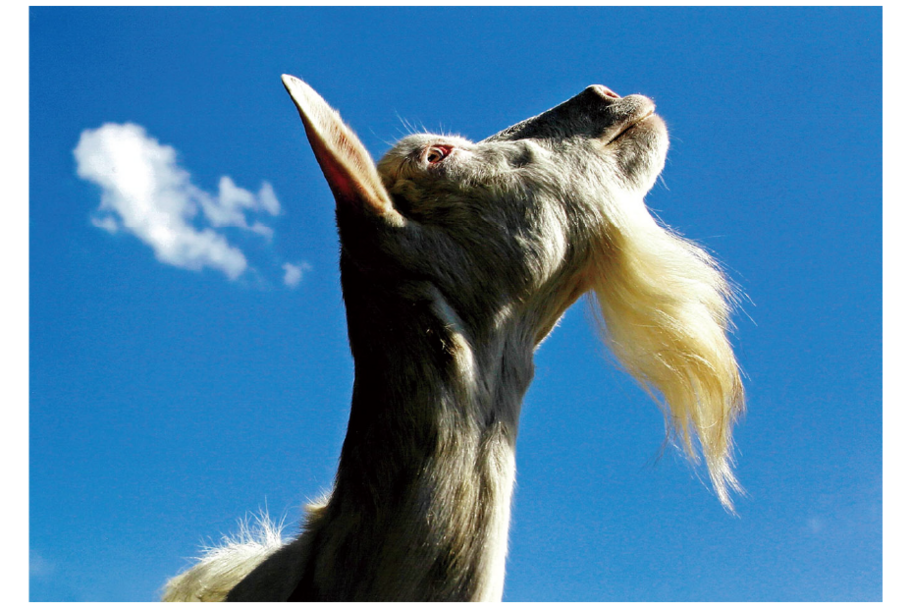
[[162, 514, 286, 602], [161, 77, 744, 602]]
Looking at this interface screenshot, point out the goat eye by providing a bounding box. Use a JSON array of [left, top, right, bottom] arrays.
[[426, 145, 453, 164]]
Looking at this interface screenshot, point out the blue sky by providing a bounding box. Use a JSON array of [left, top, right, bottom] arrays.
[[28, 6, 883, 602]]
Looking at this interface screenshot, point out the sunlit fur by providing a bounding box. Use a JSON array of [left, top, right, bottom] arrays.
[[162, 513, 286, 602], [162, 78, 744, 602], [589, 207, 744, 508]]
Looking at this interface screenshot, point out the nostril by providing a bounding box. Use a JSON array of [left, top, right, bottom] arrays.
[[593, 85, 621, 99]]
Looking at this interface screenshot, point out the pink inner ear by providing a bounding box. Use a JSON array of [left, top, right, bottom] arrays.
[[323, 159, 356, 201]]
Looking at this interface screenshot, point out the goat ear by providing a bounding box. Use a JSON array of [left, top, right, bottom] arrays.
[[281, 75, 403, 226]]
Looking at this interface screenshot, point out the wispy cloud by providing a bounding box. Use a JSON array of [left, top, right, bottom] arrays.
[[282, 261, 312, 288], [74, 123, 295, 282], [30, 550, 54, 577]]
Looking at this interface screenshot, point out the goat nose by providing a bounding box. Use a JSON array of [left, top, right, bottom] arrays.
[[482, 84, 628, 143], [590, 84, 621, 99]]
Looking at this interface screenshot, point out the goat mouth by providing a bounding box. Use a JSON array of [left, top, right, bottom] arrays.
[[604, 110, 660, 145]]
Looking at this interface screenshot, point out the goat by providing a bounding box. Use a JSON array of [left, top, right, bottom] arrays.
[[162, 75, 744, 602]]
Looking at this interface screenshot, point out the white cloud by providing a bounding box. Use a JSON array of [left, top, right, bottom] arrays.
[[257, 182, 281, 216], [74, 123, 283, 281], [90, 215, 119, 234], [282, 261, 312, 288], [198, 176, 281, 236], [250, 222, 274, 239]]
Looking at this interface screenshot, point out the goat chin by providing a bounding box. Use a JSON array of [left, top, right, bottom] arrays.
[[163, 77, 744, 602]]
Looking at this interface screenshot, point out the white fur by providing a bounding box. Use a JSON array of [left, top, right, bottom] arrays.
[[162, 513, 287, 602]]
